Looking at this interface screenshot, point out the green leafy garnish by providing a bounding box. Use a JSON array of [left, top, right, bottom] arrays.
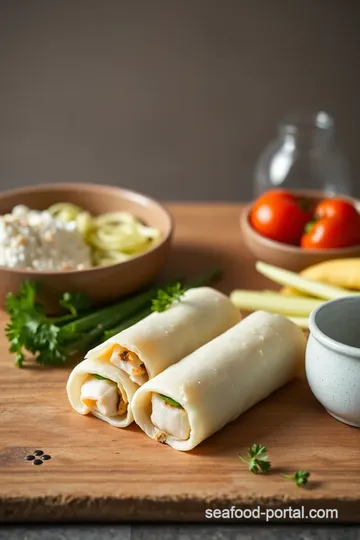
[[5, 280, 177, 367], [4, 280, 143, 367], [238, 444, 310, 487], [92, 373, 112, 382], [282, 470, 310, 487], [59, 291, 91, 316], [239, 444, 271, 474], [151, 282, 187, 313], [5, 281, 70, 367], [5, 269, 220, 368], [158, 394, 182, 408]]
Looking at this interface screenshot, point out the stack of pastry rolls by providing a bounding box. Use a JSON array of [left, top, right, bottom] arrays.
[[67, 287, 306, 450], [67, 287, 240, 428]]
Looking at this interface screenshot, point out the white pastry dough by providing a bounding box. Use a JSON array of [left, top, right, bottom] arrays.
[[132, 311, 306, 450], [67, 287, 240, 427], [67, 357, 138, 427]]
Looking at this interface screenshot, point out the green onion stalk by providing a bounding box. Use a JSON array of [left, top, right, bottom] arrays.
[[6, 267, 221, 367]]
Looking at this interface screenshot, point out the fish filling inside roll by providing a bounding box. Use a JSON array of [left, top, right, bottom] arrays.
[[150, 393, 190, 441], [109, 345, 148, 386], [80, 375, 128, 417]]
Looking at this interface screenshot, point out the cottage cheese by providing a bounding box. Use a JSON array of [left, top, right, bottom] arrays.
[[0, 205, 92, 271]]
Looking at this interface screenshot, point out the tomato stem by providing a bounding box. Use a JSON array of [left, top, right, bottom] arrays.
[[304, 220, 316, 234]]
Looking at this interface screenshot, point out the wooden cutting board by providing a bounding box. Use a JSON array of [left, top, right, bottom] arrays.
[[0, 203, 359, 523]]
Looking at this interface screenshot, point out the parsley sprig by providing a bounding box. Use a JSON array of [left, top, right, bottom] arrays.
[[239, 443, 311, 488], [5, 282, 79, 367], [239, 444, 271, 474], [282, 470, 310, 488], [151, 282, 187, 313]]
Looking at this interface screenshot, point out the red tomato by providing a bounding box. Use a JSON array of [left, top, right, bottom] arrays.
[[250, 191, 311, 245], [253, 189, 295, 204], [301, 216, 360, 249], [315, 198, 360, 222]]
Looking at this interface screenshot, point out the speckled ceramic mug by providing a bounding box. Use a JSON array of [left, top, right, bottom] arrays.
[[306, 296, 360, 428]]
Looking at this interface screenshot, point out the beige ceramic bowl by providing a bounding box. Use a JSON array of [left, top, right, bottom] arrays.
[[0, 183, 173, 312], [241, 190, 360, 272]]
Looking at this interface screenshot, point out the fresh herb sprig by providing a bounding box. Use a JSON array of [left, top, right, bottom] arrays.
[[151, 282, 187, 313], [5, 282, 77, 367], [239, 444, 271, 474], [239, 444, 311, 488], [282, 470, 310, 488]]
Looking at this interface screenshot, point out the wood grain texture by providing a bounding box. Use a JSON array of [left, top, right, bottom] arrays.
[[0, 203, 359, 523]]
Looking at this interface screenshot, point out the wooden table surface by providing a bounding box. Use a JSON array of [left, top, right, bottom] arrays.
[[0, 203, 359, 523]]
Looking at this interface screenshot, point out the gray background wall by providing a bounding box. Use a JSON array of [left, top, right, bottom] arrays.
[[0, 0, 359, 201]]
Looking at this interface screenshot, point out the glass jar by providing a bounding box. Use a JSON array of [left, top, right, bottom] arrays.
[[254, 111, 352, 198]]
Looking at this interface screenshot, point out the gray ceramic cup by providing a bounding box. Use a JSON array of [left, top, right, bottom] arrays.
[[306, 296, 360, 428]]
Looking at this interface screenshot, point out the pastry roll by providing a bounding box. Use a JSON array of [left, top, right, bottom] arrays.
[[67, 287, 240, 427], [66, 357, 138, 427], [132, 311, 306, 450]]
